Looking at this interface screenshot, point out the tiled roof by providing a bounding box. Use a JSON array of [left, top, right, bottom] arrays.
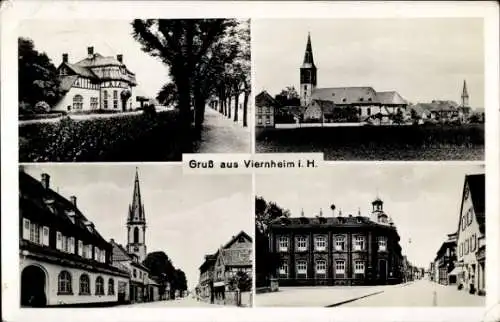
[[311, 87, 379, 104], [59, 75, 78, 91], [376, 91, 407, 105], [269, 215, 396, 230], [64, 63, 98, 79], [75, 53, 124, 68], [467, 174, 485, 235], [223, 230, 253, 248], [111, 240, 133, 262], [19, 171, 108, 244], [256, 91, 277, 107]]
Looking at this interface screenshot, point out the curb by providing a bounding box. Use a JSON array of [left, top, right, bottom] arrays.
[[325, 290, 385, 307]]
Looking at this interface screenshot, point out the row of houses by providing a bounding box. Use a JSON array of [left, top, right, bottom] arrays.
[[429, 173, 485, 296], [19, 167, 166, 307], [196, 231, 253, 307]]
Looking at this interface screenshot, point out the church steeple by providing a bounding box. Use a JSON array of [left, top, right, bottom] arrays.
[[300, 32, 317, 107], [461, 80, 469, 107], [127, 167, 147, 261]]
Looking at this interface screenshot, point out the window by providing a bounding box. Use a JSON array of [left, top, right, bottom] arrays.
[[108, 278, 115, 295], [279, 262, 288, 278], [103, 90, 108, 109], [265, 115, 271, 124], [266, 107, 271, 114], [470, 234, 477, 252], [296, 260, 307, 278], [258, 107, 263, 114], [133, 269, 137, 278], [113, 90, 118, 109], [90, 97, 99, 109], [335, 260, 345, 276], [79, 274, 90, 295], [367, 107, 371, 116], [316, 260, 327, 278], [467, 208, 473, 226], [78, 240, 83, 256], [461, 215, 466, 231], [73, 95, 83, 110], [101, 250, 106, 263], [355, 261, 365, 274], [95, 276, 104, 295], [30, 221, 40, 244], [257, 116, 263, 124], [335, 235, 345, 251], [69, 237, 75, 254], [58, 271, 72, 294], [465, 239, 469, 254], [378, 236, 387, 251], [296, 236, 307, 251], [42, 226, 49, 246], [134, 227, 139, 243], [315, 235, 326, 251], [354, 236, 365, 251], [278, 236, 288, 252]]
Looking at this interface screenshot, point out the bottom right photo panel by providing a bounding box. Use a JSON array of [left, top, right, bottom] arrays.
[[254, 163, 485, 307]]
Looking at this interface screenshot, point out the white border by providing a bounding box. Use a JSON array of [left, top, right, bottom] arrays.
[[2, 1, 499, 322]]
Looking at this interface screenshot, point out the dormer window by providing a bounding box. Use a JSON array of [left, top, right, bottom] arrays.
[[368, 98, 372, 102], [84, 221, 94, 233], [66, 210, 76, 224], [360, 98, 364, 102], [342, 98, 346, 102]]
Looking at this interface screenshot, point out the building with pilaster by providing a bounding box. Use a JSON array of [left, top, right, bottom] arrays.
[[267, 198, 403, 286]]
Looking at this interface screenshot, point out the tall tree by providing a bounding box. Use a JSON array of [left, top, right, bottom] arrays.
[[275, 86, 300, 107], [156, 82, 178, 107], [131, 19, 237, 132], [18, 37, 63, 112]]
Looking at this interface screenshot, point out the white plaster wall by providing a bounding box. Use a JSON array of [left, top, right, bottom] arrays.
[[53, 87, 100, 112], [20, 257, 129, 305]]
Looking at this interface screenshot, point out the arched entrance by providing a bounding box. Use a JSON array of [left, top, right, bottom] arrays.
[[21, 265, 47, 307]]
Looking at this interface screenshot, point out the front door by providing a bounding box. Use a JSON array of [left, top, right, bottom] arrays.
[[21, 265, 47, 307], [379, 260, 387, 283]]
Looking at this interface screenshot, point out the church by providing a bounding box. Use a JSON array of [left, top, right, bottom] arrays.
[[52, 46, 138, 113], [299, 34, 408, 124]]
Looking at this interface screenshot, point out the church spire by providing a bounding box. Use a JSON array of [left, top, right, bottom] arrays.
[[128, 167, 145, 223], [461, 79, 469, 107], [302, 32, 316, 68]]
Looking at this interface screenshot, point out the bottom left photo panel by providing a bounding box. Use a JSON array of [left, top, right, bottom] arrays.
[[18, 164, 253, 308]]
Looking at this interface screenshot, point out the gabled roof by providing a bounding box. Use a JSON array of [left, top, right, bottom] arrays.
[[255, 91, 277, 107], [223, 230, 253, 249], [376, 91, 407, 105], [467, 174, 485, 234], [19, 170, 108, 244], [59, 75, 78, 91], [59, 62, 98, 79], [110, 239, 133, 262], [75, 53, 124, 68], [311, 87, 379, 104]]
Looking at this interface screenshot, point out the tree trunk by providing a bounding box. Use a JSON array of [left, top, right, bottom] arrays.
[[234, 92, 239, 122], [194, 95, 206, 133], [228, 97, 232, 119], [243, 91, 249, 127]]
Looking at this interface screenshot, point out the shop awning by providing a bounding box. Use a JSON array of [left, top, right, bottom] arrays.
[[448, 267, 462, 276]]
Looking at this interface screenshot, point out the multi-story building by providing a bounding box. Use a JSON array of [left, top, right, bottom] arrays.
[[19, 169, 129, 307], [267, 198, 403, 286], [197, 253, 217, 303], [455, 173, 485, 295], [434, 232, 458, 285], [255, 91, 275, 127], [53, 46, 137, 113]]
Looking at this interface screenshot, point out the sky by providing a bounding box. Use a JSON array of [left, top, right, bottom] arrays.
[[253, 18, 484, 107], [23, 164, 253, 290], [256, 163, 485, 269], [17, 20, 170, 98]]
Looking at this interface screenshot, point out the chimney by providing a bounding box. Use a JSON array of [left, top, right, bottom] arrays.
[[62, 53, 68, 63], [41, 173, 50, 189], [117, 54, 123, 63], [87, 46, 94, 58], [69, 195, 77, 207]]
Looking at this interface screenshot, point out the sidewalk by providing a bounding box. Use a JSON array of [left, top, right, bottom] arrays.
[[194, 108, 251, 153]]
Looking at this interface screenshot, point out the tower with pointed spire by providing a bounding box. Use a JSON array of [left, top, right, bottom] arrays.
[[300, 32, 317, 106], [461, 80, 469, 107], [126, 167, 147, 261]]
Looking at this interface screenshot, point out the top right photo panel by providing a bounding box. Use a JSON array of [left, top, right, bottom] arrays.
[[254, 18, 484, 161]]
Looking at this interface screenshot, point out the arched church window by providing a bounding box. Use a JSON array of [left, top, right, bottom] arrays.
[[133, 227, 139, 243]]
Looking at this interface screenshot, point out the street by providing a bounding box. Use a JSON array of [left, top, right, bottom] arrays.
[[194, 108, 251, 153], [255, 279, 485, 307], [121, 297, 223, 308]]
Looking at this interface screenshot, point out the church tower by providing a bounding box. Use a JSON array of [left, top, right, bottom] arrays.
[[461, 80, 469, 107], [300, 32, 317, 106], [127, 167, 147, 261]]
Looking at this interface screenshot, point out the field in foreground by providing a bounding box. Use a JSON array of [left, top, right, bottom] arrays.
[[19, 111, 188, 162], [256, 124, 484, 161]]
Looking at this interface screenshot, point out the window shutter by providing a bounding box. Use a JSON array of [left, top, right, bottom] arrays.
[[101, 250, 106, 263], [78, 240, 83, 256], [42, 226, 50, 246], [56, 231, 62, 249], [22, 218, 30, 240]]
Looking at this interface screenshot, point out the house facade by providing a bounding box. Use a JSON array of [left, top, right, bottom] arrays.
[[268, 198, 404, 287], [255, 91, 275, 127], [455, 173, 485, 295], [434, 232, 458, 285], [53, 46, 137, 113], [197, 254, 217, 303], [299, 33, 408, 123], [19, 169, 129, 307]]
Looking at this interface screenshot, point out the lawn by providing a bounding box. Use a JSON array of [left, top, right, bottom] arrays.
[[19, 110, 191, 162], [255, 124, 484, 161]]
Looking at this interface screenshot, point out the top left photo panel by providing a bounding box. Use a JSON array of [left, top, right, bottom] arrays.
[[18, 19, 252, 163]]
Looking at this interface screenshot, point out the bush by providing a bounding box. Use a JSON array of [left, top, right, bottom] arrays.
[[19, 110, 187, 162], [143, 104, 157, 117]]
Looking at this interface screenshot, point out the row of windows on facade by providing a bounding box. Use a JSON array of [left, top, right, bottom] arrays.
[[215, 267, 252, 280], [257, 115, 272, 125], [257, 107, 272, 114], [278, 259, 368, 278], [459, 233, 479, 258], [277, 235, 387, 252], [23, 218, 107, 263], [57, 270, 116, 296], [71, 94, 127, 111]]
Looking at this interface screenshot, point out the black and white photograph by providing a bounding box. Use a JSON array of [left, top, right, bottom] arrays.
[[18, 19, 251, 162], [254, 18, 485, 160], [19, 164, 253, 307], [255, 164, 485, 307]]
